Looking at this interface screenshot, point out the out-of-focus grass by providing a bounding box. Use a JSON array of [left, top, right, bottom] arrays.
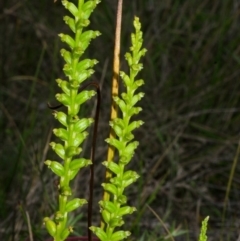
[[1, 0, 240, 240]]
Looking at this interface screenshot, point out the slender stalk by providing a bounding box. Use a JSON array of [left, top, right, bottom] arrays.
[[103, 0, 123, 207], [221, 139, 240, 240]]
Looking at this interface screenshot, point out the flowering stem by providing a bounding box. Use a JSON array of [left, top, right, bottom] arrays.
[[44, 1, 101, 240], [90, 16, 147, 241]]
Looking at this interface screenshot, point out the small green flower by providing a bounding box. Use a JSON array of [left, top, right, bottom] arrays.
[[44, 217, 56, 237]]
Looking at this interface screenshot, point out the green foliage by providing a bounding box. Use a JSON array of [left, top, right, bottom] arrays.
[[90, 17, 146, 241], [43, 0, 101, 240]]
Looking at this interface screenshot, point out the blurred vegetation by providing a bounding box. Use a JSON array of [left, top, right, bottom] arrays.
[[1, 0, 240, 240]]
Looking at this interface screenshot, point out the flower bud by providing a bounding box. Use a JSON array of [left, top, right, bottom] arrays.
[[50, 142, 65, 159], [56, 78, 70, 95], [69, 158, 91, 170], [63, 16, 76, 33], [76, 90, 96, 105], [89, 227, 107, 240], [118, 206, 136, 216], [53, 128, 68, 141], [65, 198, 87, 212], [58, 33, 75, 49], [102, 183, 117, 195], [62, 1, 78, 17], [53, 111, 67, 126], [102, 209, 111, 223], [56, 93, 70, 106], [43, 217, 56, 237], [111, 230, 131, 241], [99, 200, 117, 214], [73, 118, 94, 133], [44, 160, 64, 177], [102, 161, 120, 175]]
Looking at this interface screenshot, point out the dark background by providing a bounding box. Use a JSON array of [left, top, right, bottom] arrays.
[[1, 0, 240, 240]]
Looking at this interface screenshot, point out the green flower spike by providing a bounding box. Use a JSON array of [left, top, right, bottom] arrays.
[[44, 1, 101, 240], [90, 16, 147, 241], [198, 216, 209, 241]]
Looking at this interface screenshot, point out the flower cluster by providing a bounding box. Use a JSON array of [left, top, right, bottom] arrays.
[[90, 17, 147, 241], [43, 1, 101, 240]]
